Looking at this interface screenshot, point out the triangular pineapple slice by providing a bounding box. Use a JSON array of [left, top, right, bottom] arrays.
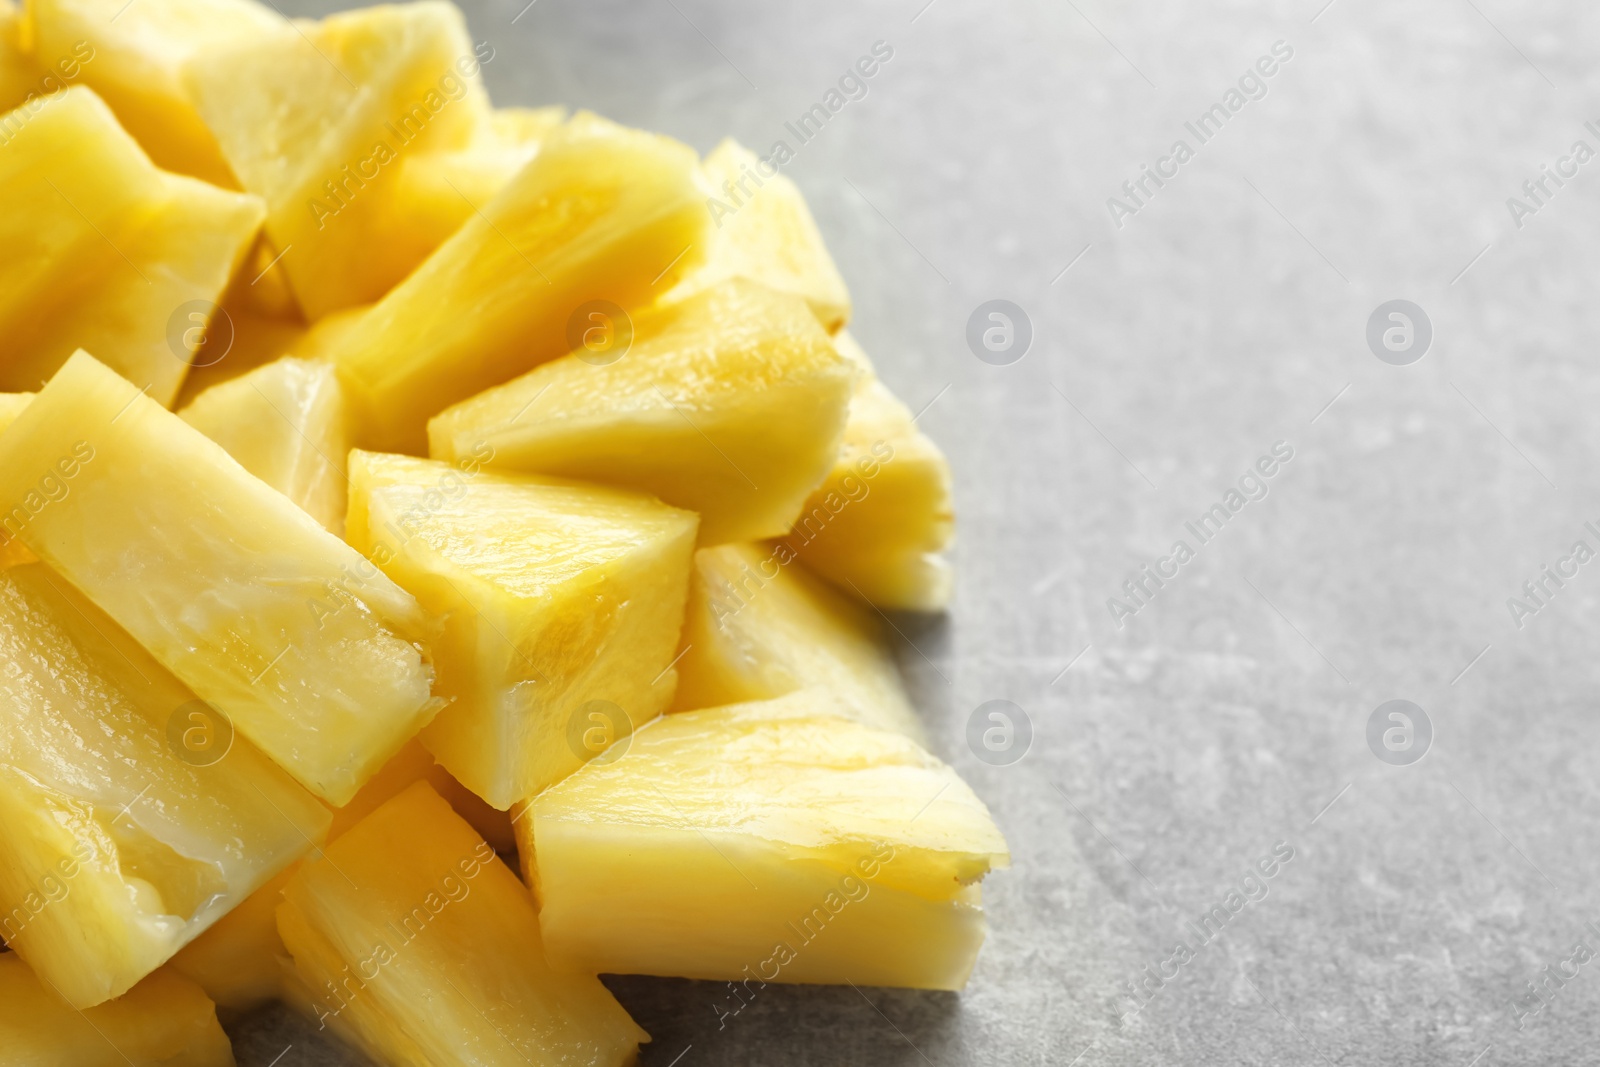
[[0, 562, 330, 1008], [525, 691, 1009, 991], [187, 1, 491, 319], [179, 357, 348, 533], [0, 87, 264, 407], [0, 957, 234, 1067], [347, 450, 697, 808], [428, 279, 853, 544], [783, 331, 954, 610], [674, 543, 923, 738], [278, 782, 648, 1066], [331, 114, 711, 453], [0, 351, 438, 805]]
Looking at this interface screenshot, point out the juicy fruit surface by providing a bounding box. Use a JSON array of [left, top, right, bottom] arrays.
[[348, 450, 697, 808], [529, 691, 1009, 990], [0, 956, 236, 1067], [0, 87, 264, 407], [0, 352, 438, 805], [429, 279, 853, 543], [0, 563, 329, 1008], [279, 782, 648, 1066], [674, 543, 923, 738]]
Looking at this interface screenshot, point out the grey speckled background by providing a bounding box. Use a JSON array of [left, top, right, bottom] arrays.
[[241, 0, 1600, 1064]]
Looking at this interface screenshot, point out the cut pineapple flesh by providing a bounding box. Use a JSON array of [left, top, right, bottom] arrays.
[[0, 351, 438, 806], [527, 691, 1009, 990], [187, 1, 491, 319], [180, 357, 348, 533], [279, 781, 648, 1066], [0, 87, 264, 407], [347, 450, 697, 808], [0, 955, 235, 1067], [784, 331, 955, 611], [428, 279, 852, 544], [0, 562, 330, 1008], [333, 113, 712, 453]]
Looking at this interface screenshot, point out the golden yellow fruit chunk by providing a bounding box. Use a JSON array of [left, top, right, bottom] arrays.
[[674, 543, 922, 738], [526, 691, 1008, 990], [0, 351, 438, 806], [0, 956, 235, 1067], [188, 1, 490, 319], [279, 782, 648, 1066], [0, 87, 264, 407], [333, 114, 711, 453], [784, 331, 954, 611], [429, 279, 851, 544], [0, 562, 330, 1008], [348, 450, 697, 808]]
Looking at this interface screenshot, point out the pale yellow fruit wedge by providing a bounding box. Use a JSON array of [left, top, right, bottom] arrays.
[[527, 691, 1008, 990], [668, 137, 851, 331], [429, 279, 851, 544], [0, 956, 235, 1067], [279, 782, 648, 1066], [180, 358, 348, 532], [333, 114, 711, 453], [784, 331, 954, 611], [0, 351, 438, 806], [0, 562, 330, 1008], [187, 2, 490, 319], [0, 88, 264, 407], [347, 450, 697, 808]]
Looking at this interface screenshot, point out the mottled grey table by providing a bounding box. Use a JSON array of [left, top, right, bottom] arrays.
[[241, 1, 1600, 1063]]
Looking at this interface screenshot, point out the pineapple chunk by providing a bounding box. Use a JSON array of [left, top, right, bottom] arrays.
[[669, 137, 851, 331], [278, 781, 648, 1066], [347, 450, 697, 808], [674, 543, 922, 738], [525, 691, 1009, 990], [0, 87, 264, 407], [784, 331, 954, 611], [0, 956, 235, 1067], [429, 279, 853, 544], [187, 2, 491, 318], [0, 562, 330, 1008], [332, 114, 711, 453], [0, 351, 438, 806], [180, 358, 348, 532]]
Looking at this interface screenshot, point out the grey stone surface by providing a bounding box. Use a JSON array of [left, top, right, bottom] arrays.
[[247, 0, 1600, 1063]]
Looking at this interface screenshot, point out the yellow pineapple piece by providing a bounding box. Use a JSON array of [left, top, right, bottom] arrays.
[[429, 279, 852, 544], [279, 782, 648, 1066], [347, 450, 697, 808], [0, 956, 235, 1067], [187, 2, 491, 319], [0, 87, 264, 407], [783, 331, 954, 611], [0, 562, 330, 1008], [525, 691, 1008, 990], [332, 114, 711, 453], [0, 351, 437, 806], [179, 358, 348, 532]]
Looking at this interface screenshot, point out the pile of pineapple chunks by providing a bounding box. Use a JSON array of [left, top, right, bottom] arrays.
[[0, 0, 1011, 1062]]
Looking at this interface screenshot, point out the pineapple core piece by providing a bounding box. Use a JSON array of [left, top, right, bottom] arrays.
[[428, 279, 852, 544], [278, 782, 648, 1066], [0, 562, 330, 1008], [332, 113, 712, 453], [0, 956, 235, 1067], [347, 450, 697, 809], [187, 1, 491, 319], [0, 351, 438, 806], [525, 691, 1009, 991], [0, 87, 264, 407], [179, 357, 348, 533]]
